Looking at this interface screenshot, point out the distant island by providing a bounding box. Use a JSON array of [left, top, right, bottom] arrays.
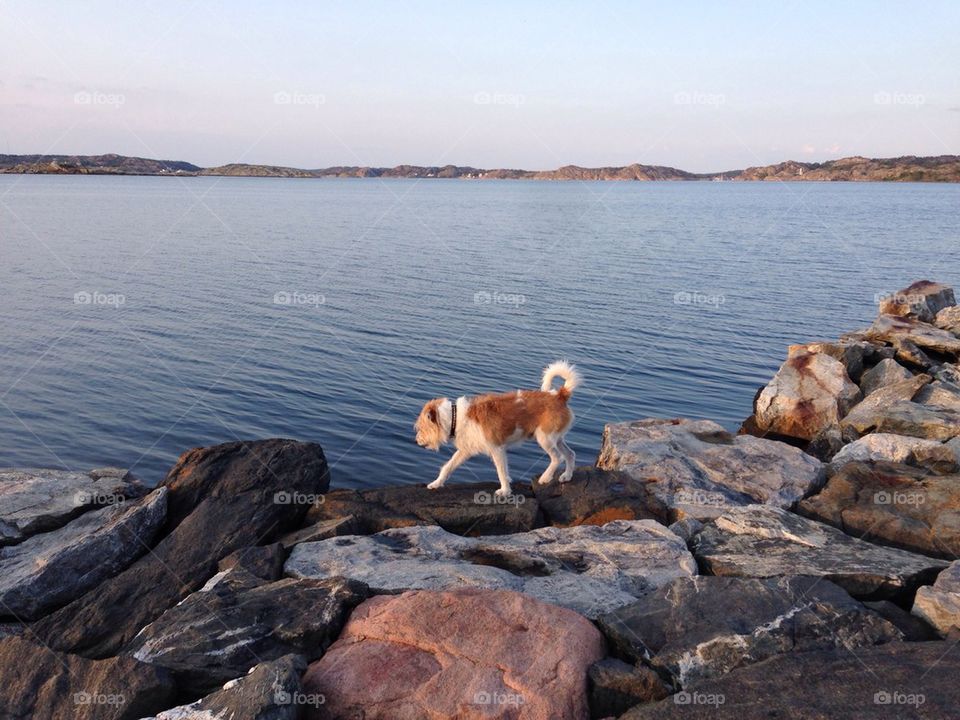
[[1, 152, 958, 182]]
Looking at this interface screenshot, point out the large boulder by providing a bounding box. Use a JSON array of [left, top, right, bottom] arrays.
[[302, 588, 605, 720], [597, 576, 900, 688], [935, 306, 960, 335], [596, 418, 824, 521], [690, 505, 946, 601], [286, 520, 697, 619], [839, 373, 960, 441], [587, 658, 669, 719], [128, 566, 367, 696], [32, 439, 330, 657], [304, 481, 540, 536], [912, 561, 960, 637], [0, 488, 166, 620], [798, 461, 960, 559], [533, 466, 668, 527], [858, 358, 913, 396], [0, 467, 145, 545], [829, 433, 957, 472], [754, 351, 861, 440], [787, 340, 877, 382], [865, 314, 960, 358], [620, 641, 960, 720], [878, 280, 956, 323], [0, 635, 175, 720]]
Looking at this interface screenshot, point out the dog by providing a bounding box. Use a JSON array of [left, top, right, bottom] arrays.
[[414, 360, 581, 497]]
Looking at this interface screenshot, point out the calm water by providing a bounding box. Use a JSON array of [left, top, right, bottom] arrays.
[[1, 176, 957, 488]]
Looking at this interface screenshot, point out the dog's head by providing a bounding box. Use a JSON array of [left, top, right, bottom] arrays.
[[414, 398, 446, 450]]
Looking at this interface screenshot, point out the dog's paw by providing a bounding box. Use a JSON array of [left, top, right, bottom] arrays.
[[494, 487, 513, 499], [559, 471, 574, 484], [537, 472, 554, 486], [426, 479, 445, 490]]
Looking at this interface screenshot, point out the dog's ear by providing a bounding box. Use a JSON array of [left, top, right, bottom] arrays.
[[428, 407, 437, 424]]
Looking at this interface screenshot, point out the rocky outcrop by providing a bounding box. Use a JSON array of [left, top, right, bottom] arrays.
[[533, 466, 667, 526], [912, 561, 960, 637], [596, 418, 824, 521], [597, 576, 901, 688], [878, 280, 956, 323], [286, 520, 696, 619], [690, 505, 946, 601], [587, 658, 669, 719], [935, 306, 960, 334], [865, 313, 960, 357], [838, 373, 960, 440], [859, 358, 913, 396], [829, 433, 957, 471], [302, 588, 606, 720], [0, 488, 166, 619]]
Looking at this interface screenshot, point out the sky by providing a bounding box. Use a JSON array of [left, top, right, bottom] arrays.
[[1, 1, 958, 173]]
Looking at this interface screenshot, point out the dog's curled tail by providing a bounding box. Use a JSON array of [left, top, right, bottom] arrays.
[[541, 360, 581, 400]]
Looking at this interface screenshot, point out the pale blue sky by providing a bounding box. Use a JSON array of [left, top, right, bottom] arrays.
[[1, 1, 957, 172]]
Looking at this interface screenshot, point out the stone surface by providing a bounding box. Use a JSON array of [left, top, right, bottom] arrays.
[[787, 340, 874, 381], [866, 313, 960, 357], [128, 567, 367, 695], [859, 358, 913, 396], [587, 658, 669, 719], [830, 433, 957, 472], [839, 373, 960, 441], [690, 505, 946, 601], [286, 520, 697, 619], [533, 466, 668, 527], [279, 515, 361, 547], [878, 280, 956, 323], [912, 561, 960, 637], [0, 467, 145, 546], [620, 641, 960, 720], [755, 351, 861, 440], [302, 588, 606, 720], [0, 488, 166, 620], [32, 438, 330, 657], [595, 418, 824, 521], [935, 305, 960, 335], [0, 635, 175, 720], [215, 542, 287, 582], [305, 481, 541, 536], [915, 379, 960, 412], [597, 575, 901, 688], [863, 600, 939, 641], [142, 655, 307, 720]]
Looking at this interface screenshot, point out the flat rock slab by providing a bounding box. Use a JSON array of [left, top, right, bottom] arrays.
[[912, 560, 960, 637], [620, 641, 960, 720], [866, 314, 960, 357], [596, 418, 824, 521], [286, 520, 697, 619], [533, 466, 668, 527], [597, 575, 901, 689], [0, 467, 145, 545], [302, 588, 606, 720], [798, 461, 960, 559], [0, 488, 166, 620], [690, 505, 946, 601], [830, 433, 957, 472], [304, 481, 541, 536]]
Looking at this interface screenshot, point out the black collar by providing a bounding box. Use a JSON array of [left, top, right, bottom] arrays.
[[449, 399, 457, 439]]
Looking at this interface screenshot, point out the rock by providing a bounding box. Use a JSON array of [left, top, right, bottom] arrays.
[[619, 641, 960, 720], [805, 425, 845, 461], [142, 655, 308, 720], [690, 505, 946, 601], [596, 419, 824, 522], [216, 542, 287, 581], [533, 466, 668, 527], [305, 481, 541, 537], [0, 635, 175, 720], [587, 658, 669, 719], [787, 340, 873, 381], [912, 561, 960, 637], [0, 488, 166, 620], [935, 305, 960, 335], [859, 358, 913, 396], [668, 517, 704, 542], [915, 379, 960, 412], [830, 433, 957, 472], [597, 576, 900, 689], [878, 280, 956, 323], [279, 515, 361, 548], [891, 336, 936, 369], [32, 439, 330, 657], [302, 588, 605, 720], [286, 520, 697, 619], [863, 600, 940, 641], [866, 314, 960, 358], [0, 467, 145, 545], [128, 568, 367, 696], [838, 373, 960, 441], [754, 351, 861, 440]]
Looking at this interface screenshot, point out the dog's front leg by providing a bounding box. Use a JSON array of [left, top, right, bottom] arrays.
[[489, 446, 513, 498], [427, 449, 469, 490]]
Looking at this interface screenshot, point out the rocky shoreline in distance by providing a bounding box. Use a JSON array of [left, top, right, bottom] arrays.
[[2, 280, 960, 719]]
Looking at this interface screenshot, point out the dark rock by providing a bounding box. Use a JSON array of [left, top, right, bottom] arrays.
[[32, 439, 330, 657], [912, 560, 960, 637], [0, 635, 175, 720], [596, 576, 900, 688], [860, 358, 914, 396], [279, 515, 361, 547], [878, 280, 956, 323], [588, 658, 669, 719], [533, 466, 668, 527], [217, 542, 287, 581], [863, 601, 940, 641], [806, 425, 845, 461]]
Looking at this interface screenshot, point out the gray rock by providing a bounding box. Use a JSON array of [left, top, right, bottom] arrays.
[[863, 600, 939, 641], [878, 280, 956, 323], [839, 373, 960, 441], [935, 305, 960, 335], [588, 658, 668, 719], [859, 358, 913, 396], [915, 379, 960, 412], [597, 576, 901, 688], [0, 488, 166, 620], [595, 418, 824, 521], [912, 561, 960, 637], [866, 314, 960, 357], [285, 520, 697, 619], [690, 505, 946, 601], [830, 433, 957, 472], [278, 515, 361, 548], [533, 466, 668, 527]]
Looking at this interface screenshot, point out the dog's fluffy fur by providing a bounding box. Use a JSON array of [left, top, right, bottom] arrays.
[[414, 360, 581, 497]]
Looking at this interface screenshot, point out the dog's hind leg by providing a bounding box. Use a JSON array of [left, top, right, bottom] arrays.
[[427, 449, 470, 489], [535, 430, 562, 486], [558, 439, 575, 483], [489, 446, 513, 498]]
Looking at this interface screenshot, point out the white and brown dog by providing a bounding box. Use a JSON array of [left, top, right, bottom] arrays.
[[414, 360, 581, 497]]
